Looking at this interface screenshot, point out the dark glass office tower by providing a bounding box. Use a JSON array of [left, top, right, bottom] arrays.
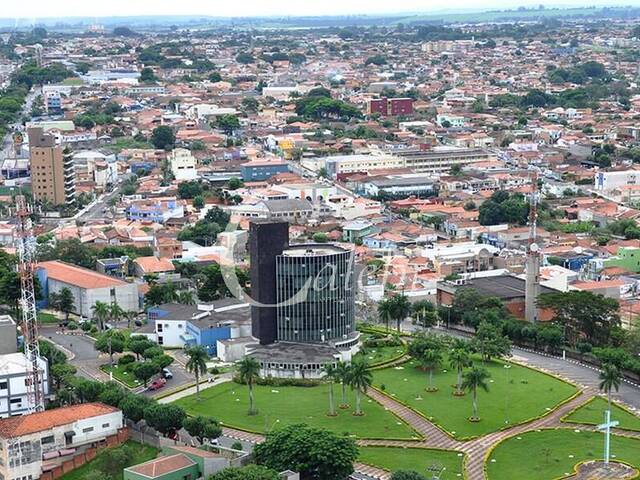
[[249, 221, 289, 345], [275, 245, 355, 343]]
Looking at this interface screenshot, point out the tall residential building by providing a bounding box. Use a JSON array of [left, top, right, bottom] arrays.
[[168, 148, 198, 181], [28, 127, 75, 205]]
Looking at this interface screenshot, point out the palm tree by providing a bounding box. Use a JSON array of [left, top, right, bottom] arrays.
[[109, 303, 125, 327], [92, 301, 111, 331], [377, 298, 393, 332], [461, 366, 491, 421], [420, 348, 443, 392], [178, 291, 196, 305], [185, 346, 209, 401], [323, 363, 338, 416], [237, 356, 261, 416], [349, 359, 372, 416], [449, 347, 472, 396], [335, 361, 351, 409], [599, 363, 622, 412], [124, 310, 138, 329], [391, 294, 411, 333]]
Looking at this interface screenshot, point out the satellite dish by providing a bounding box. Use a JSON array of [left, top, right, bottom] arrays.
[[530, 243, 539, 252], [574, 246, 583, 254]]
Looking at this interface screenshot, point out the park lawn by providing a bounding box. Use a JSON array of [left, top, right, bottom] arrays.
[[562, 396, 640, 432], [38, 311, 60, 324], [101, 364, 141, 388], [355, 345, 406, 367], [486, 429, 640, 480], [175, 381, 418, 440], [59, 441, 158, 480], [372, 358, 578, 440], [358, 446, 465, 478]]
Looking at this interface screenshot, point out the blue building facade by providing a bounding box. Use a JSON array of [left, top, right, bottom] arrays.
[[240, 162, 289, 181]]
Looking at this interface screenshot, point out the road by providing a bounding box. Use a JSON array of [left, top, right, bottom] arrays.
[[41, 326, 195, 397], [1, 89, 38, 160]]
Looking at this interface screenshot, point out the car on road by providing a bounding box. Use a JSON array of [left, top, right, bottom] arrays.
[[148, 377, 167, 390], [161, 368, 173, 379]]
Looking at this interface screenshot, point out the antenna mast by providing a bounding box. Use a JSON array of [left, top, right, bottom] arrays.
[[525, 171, 540, 323], [15, 194, 45, 412]]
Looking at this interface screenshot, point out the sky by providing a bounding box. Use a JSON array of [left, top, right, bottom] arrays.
[[1, 0, 635, 19]]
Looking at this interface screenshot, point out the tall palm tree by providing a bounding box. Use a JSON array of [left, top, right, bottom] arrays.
[[420, 348, 443, 392], [391, 294, 411, 333], [461, 366, 491, 421], [335, 361, 351, 409], [92, 301, 111, 331], [185, 346, 209, 401], [124, 310, 138, 329], [237, 356, 261, 416], [599, 363, 622, 412], [323, 363, 338, 416], [109, 303, 125, 327], [449, 347, 472, 395], [349, 359, 372, 416], [377, 298, 393, 332]]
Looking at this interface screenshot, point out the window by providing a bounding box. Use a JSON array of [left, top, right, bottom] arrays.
[[158, 336, 163, 345], [82, 427, 93, 433], [101, 423, 109, 428], [0, 382, 6, 390], [157, 324, 163, 332], [10, 398, 21, 404], [41, 436, 54, 445]]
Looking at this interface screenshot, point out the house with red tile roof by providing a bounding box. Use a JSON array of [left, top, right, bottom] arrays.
[[0, 403, 123, 480]]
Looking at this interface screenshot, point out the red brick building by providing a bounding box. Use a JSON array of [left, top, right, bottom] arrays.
[[367, 97, 414, 116]]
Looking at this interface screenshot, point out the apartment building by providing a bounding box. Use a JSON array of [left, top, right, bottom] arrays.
[[0, 403, 123, 480], [0, 353, 49, 418], [28, 127, 75, 206], [367, 97, 414, 116], [168, 148, 198, 181]]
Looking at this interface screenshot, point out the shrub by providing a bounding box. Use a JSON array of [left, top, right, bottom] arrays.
[[233, 375, 320, 387], [66, 321, 78, 330], [81, 321, 92, 332], [118, 354, 136, 366]]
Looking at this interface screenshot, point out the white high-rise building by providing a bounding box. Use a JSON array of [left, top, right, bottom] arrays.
[[0, 353, 49, 417], [169, 148, 198, 181]]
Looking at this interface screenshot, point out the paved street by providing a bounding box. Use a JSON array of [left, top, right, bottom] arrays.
[[40, 326, 195, 397]]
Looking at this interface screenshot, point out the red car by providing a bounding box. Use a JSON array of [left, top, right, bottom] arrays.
[[148, 378, 167, 391]]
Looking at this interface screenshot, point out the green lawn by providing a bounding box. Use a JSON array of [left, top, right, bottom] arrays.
[[562, 397, 640, 432], [355, 345, 406, 367], [372, 359, 578, 440], [175, 381, 418, 439], [38, 311, 60, 324], [486, 429, 640, 480], [59, 441, 158, 480], [358, 446, 465, 479], [101, 364, 141, 388]]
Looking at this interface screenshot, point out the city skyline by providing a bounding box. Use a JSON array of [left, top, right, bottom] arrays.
[[1, 0, 633, 19]]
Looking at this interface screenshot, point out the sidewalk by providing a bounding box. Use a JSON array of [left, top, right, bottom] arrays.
[[157, 374, 232, 403]]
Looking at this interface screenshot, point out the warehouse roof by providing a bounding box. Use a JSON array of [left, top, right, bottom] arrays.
[[38, 261, 128, 289]]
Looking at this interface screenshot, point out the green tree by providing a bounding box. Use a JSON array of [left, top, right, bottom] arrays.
[[236, 53, 255, 64], [461, 366, 491, 421], [348, 359, 372, 416], [449, 345, 472, 395], [185, 346, 208, 401], [253, 424, 357, 480], [391, 294, 411, 332], [420, 348, 442, 392], [237, 356, 261, 415], [91, 301, 111, 331], [127, 336, 155, 360], [377, 298, 394, 332], [210, 465, 279, 480], [216, 114, 240, 135], [183, 415, 222, 443], [471, 321, 512, 361], [335, 361, 351, 408], [54, 287, 75, 322], [144, 403, 186, 435], [151, 126, 175, 150], [192, 195, 204, 209], [119, 394, 151, 422], [599, 363, 622, 411], [227, 177, 244, 190], [94, 330, 125, 365], [390, 471, 427, 480], [537, 291, 620, 347], [140, 67, 157, 83], [133, 362, 157, 387], [50, 363, 77, 390], [323, 363, 338, 416]]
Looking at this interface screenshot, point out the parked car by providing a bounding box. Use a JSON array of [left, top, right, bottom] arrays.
[[162, 368, 173, 379], [148, 377, 167, 390]]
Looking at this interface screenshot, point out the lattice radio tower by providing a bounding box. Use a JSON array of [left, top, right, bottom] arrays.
[[15, 194, 45, 412]]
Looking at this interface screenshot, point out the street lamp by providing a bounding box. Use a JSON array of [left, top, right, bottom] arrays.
[[504, 364, 511, 424]]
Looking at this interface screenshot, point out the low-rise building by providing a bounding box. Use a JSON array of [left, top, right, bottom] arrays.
[[0, 353, 49, 417], [240, 160, 289, 182]]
